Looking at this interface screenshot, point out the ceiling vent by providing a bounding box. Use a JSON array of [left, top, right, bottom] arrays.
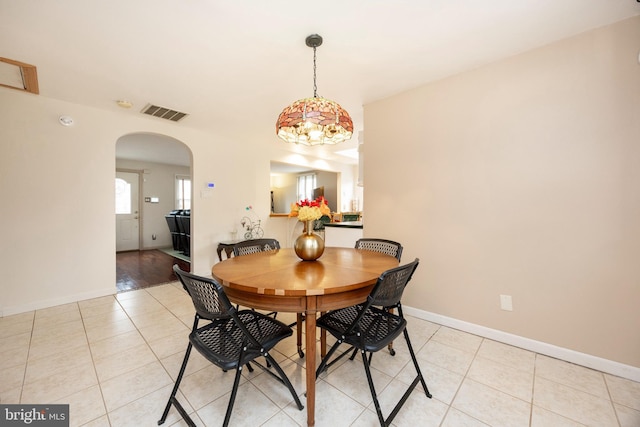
[[141, 104, 188, 122]]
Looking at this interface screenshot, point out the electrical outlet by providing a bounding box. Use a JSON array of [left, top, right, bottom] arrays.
[[500, 294, 513, 311]]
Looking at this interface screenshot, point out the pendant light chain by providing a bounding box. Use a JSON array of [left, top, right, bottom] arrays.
[[312, 46, 318, 98]]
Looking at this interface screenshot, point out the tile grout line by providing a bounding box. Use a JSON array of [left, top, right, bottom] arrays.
[[79, 298, 112, 426], [140, 284, 213, 422], [434, 334, 540, 425], [530, 354, 538, 427], [118, 288, 181, 419], [432, 327, 454, 426], [99, 288, 167, 423], [454, 331, 622, 426], [505, 347, 617, 426], [434, 328, 487, 427], [17, 310, 37, 405], [602, 373, 623, 427], [416, 325, 458, 427]]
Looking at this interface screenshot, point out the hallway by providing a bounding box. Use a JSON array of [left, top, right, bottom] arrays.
[[115, 249, 190, 293]]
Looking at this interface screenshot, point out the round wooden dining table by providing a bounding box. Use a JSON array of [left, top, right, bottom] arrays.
[[211, 247, 399, 427]]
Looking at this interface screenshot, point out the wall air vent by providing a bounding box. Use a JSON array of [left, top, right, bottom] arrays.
[[141, 104, 188, 122]]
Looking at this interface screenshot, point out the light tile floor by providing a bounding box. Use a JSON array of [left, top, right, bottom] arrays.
[[1, 282, 639, 427]]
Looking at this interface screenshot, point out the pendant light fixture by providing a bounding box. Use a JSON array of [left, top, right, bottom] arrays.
[[276, 34, 353, 146]]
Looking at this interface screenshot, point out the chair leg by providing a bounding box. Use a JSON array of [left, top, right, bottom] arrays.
[[320, 312, 327, 358], [223, 364, 245, 427], [296, 313, 305, 358], [387, 342, 396, 356], [349, 346, 374, 365], [397, 305, 431, 397], [357, 330, 432, 427], [386, 307, 396, 356], [403, 328, 432, 398], [349, 346, 358, 360], [264, 353, 304, 410], [360, 349, 386, 427], [377, 330, 432, 426], [158, 343, 196, 426], [315, 340, 343, 377]]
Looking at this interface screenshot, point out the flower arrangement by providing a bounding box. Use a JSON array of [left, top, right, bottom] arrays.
[[289, 196, 331, 222]]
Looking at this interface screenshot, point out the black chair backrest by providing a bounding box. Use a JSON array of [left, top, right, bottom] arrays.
[[355, 238, 403, 261], [165, 215, 179, 233], [172, 265, 277, 354], [233, 238, 280, 256], [341, 259, 419, 337], [177, 215, 190, 236], [369, 258, 419, 308], [173, 265, 234, 320]]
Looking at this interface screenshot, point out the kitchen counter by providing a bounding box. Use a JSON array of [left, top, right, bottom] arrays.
[[324, 221, 363, 229], [324, 221, 363, 247]]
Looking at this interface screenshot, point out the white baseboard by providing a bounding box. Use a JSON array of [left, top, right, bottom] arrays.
[[1, 287, 115, 317], [404, 306, 640, 383]]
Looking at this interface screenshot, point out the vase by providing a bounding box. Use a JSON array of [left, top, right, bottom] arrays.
[[294, 220, 325, 261]]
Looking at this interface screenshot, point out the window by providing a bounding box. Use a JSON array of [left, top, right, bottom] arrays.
[[115, 178, 131, 214], [176, 175, 191, 209], [297, 173, 316, 201]]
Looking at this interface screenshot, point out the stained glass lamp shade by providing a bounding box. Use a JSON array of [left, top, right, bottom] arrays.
[[276, 34, 353, 146]]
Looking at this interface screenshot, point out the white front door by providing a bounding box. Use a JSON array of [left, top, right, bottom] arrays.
[[115, 171, 140, 252]]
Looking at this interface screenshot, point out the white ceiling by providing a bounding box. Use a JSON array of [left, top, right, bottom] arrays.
[[2, 0, 639, 166]]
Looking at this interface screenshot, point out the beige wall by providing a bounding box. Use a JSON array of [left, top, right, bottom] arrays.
[[0, 89, 357, 315], [364, 17, 640, 368], [0, 91, 246, 314], [271, 172, 297, 213]]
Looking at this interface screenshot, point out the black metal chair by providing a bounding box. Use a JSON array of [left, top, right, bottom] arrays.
[[354, 238, 403, 262], [231, 238, 279, 319], [232, 238, 281, 256], [315, 259, 431, 427], [158, 265, 304, 427], [354, 238, 403, 356], [165, 212, 181, 251], [176, 212, 190, 257], [232, 238, 305, 358]]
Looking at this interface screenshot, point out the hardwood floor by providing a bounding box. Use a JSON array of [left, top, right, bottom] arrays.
[[116, 249, 190, 293]]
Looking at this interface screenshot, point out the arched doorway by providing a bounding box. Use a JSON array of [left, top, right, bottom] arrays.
[[115, 132, 192, 291]]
